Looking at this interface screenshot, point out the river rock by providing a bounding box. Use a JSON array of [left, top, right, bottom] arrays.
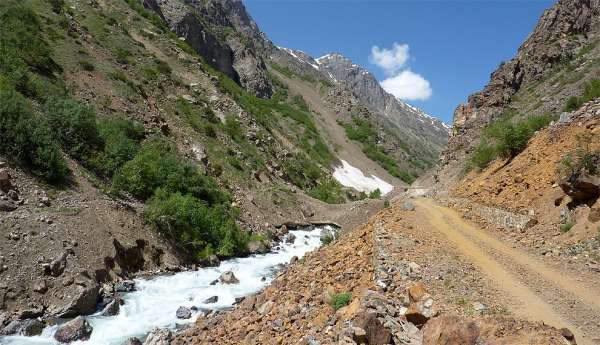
[[176, 306, 192, 319], [101, 299, 120, 316], [203, 296, 218, 304], [115, 280, 136, 292], [219, 271, 239, 284], [54, 317, 93, 343], [143, 328, 172, 345], [285, 233, 296, 244], [0, 319, 43, 336], [123, 337, 143, 345], [246, 240, 269, 254], [54, 283, 100, 317]]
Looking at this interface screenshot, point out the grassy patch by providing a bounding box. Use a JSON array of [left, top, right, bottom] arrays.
[[331, 292, 352, 311], [308, 179, 346, 204], [560, 222, 574, 233]]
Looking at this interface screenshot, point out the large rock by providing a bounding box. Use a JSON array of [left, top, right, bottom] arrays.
[[0, 319, 44, 336], [49, 252, 68, 277], [560, 172, 600, 202], [218, 271, 239, 284], [143, 328, 172, 345], [246, 240, 269, 254], [422, 316, 479, 345], [352, 311, 392, 345], [405, 282, 436, 326], [54, 317, 93, 343], [115, 280, 136, 292], [0, 200, 16, 212], [123, 337, 143, 345], [176, 306, 191, 319], [100, 299, 120, 316], [54, 284, 100, 318]]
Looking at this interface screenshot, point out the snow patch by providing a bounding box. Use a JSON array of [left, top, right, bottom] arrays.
[[333, 160, 393, 195]]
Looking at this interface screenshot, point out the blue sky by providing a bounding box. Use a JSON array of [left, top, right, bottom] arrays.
[[244, 0, 553, 124]]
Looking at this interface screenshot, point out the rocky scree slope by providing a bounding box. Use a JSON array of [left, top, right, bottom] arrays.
[[438, 0, 600, 185]]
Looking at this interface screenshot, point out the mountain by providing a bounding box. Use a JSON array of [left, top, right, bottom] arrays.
[[315, 53, 449, 168], [437, 0, 600, 184]]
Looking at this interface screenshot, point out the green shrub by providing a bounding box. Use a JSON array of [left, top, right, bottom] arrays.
[[471, 114, 556, 169], [559, 133, 600, 177], [321, 234, 334, 245], [369, 189, 382, 199], [48, 0, 65, 13], [308, 179, 346, 204], [112, 138, 228, 204], [146, 188, 247, 258], [331, 292, 352, 311], [45, 97, 103, 161], [94, 116, 144, 177], [560, 222, 574, 233], [0, 88, 67, 182]]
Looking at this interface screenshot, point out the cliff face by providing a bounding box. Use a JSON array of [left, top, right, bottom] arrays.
[[441, 0, 600, 179]]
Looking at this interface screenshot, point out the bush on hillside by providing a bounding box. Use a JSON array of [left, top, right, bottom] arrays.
[[112, 138, 228, 204], [308, 179, 346, 204], [331, 292, 352, 311], [94, 116, 145, 177], [0, 88, 67, 182], [45, 97, 103, 161], [145, 188, 248, 258], [470, 114, 555, 169]]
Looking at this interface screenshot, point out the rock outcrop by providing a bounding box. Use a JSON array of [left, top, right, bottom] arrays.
[[54, 317, 93, 343], [440, 0, 600, 184]]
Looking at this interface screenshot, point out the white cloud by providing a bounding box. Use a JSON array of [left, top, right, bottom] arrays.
[[380, 70, 432, 101], [369, 43, 409, 75], [369, 42, 432, 101]]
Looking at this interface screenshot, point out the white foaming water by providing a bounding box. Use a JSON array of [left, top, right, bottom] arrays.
[[1, 228, 324, 345], [333, 160, 394, 195]]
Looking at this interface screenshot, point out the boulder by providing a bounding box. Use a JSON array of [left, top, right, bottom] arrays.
[[143, 328, 172, 345], [55, 284, 100, 318], [560, 172, 600, 202], [176, 306, 192, 319], [422, 315, 479, 345], [123, 337, 143, 345], [285, 233, 296, 244], [352, 311, 392, 345], [246, 240, 269, 254], [54, 317, 93, 343], [218, 271, 239, 284], [405, 282, 436, 326], [203, 296, 218, 304], [101, 299, 120, 316], [257, 301, 275, 315], [0, 319, 43, 336], [115, 280, 136, 292]]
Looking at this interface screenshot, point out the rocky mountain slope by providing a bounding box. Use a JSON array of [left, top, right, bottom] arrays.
[[438, 0, 600, 184]]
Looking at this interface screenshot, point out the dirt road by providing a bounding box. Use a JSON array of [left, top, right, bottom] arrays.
[[414, 198, 600, 345]]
